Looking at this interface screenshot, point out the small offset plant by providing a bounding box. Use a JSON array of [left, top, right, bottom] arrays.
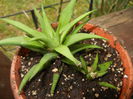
[[0, 0, 116, 95], [80, 54, 112, 80]]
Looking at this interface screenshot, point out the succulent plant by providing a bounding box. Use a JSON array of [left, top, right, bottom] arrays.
[[0, 0, 114, 95]]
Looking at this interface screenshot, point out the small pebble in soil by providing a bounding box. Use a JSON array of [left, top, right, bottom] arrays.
[[102, 87, 108, 91], [61, 82, 64, 85], [95, 93, 99, 98], [69, 85, 73, 90], [112, 68, 115, 72], [28, 91, 31, 96], [107, 53, 112, 57], [104, 57, 108, 61], [124, 75, 128, 78], [92, 88, 95, 91], [73, 81, 76, 84], [22, 57, 25, 60], [49, 83, 52, 86], [82, 78, 85, 82], [83, 97, 86, 99], [89, 53, 91, 56], [30, 57, 34, 61], [52, 68, 58, 73], [84, 55, 88, 58], [56, 91, 59, 94], [71, 74, 74, 76], [67, 94, 71, 98], [28, 62, 31, 66], [104, 49, 107, 52], [46, 93, 51, 97], [38, 79, 41, 82], [120, 81, 123, 86], [20, 73, 24, 78], [32, 90, 37, 96]]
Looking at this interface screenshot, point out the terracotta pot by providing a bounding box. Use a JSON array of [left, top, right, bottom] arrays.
[[10, 23, 133, 99]]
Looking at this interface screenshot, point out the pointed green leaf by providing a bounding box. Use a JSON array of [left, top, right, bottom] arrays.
[[60, 10, 96, 43], [99, 82, 118, 90], [70, 44, 102, 54], [97, 71, 107, 77], [1, 18, 44, 37], [98, 61, 112, 72], [30, 36, 59, 49], [18, 65, 37, 94], [56, 0, 76, 33], [61, 58, 85, 74], [29, 53, 58, 80], [80, 56, 88, 73], [71, 19, 89, 35], [19, 53, 58, 93], [64, 33, 106, 46], [34, 8, 46, 34], [0, 36, 44, 52], [1, 18, 59, 48], [41, 6, 56, 38], [61, 58, 75, 66], [50, 67, 62, 95], [92, 53, 99, 72], [50, 73, 60, 95], [54, 45, 81, 66]]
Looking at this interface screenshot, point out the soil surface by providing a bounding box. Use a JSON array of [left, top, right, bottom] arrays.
[[19, 31, 124, 99]]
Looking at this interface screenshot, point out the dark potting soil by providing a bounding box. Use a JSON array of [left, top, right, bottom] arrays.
[[19, 32, 124, 99]]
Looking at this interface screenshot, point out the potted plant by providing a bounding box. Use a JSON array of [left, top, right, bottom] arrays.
[[0, 0, 133, 99]]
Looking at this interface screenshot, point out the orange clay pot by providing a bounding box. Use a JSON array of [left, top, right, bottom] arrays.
[[10, 23, 133, 99]]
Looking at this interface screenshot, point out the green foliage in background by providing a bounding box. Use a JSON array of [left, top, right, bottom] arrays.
[[91, 0, 133, 17]]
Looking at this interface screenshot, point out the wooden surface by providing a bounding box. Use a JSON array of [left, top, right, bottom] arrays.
[[0, 8, 132, 99], [90, 7, 133, 63], [0, 51, 14, 99]]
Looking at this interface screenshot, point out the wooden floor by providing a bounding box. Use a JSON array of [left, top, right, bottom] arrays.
[[0, 51, 14, 99], [0, 8, 132, 99]]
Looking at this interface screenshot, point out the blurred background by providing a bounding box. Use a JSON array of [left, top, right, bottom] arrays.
[[0, 0, 133, 99]]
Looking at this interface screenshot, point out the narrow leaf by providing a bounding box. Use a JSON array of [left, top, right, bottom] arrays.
[[70, 44, 102, 54], [30, 36, 59, 49], [92, 53, 99, 72], [98, 61, 112, 72], [50, 68, 62, 95], [71, 19, 89, 35], [29, 53, 58, 80], [50, 73, 60, 95], [97, 71, 107, 77], [61, 58, 85, 74], [60, 10, 96, 43], [56, 0, 76, 33], [80, 56, 88, 73], [18, 65, 37, 94], [1, 18, 44, 37], [19, 53, 58, 93], [61, 58, 75, 66], [64, 33, 106, 46], [55, 45, 81, 66], [0, 36, 44, 52], [99, 82, 118, 90], [1, 18, 58, 48], [34, 8, 46, 34], [41, 6, 56, 38]]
